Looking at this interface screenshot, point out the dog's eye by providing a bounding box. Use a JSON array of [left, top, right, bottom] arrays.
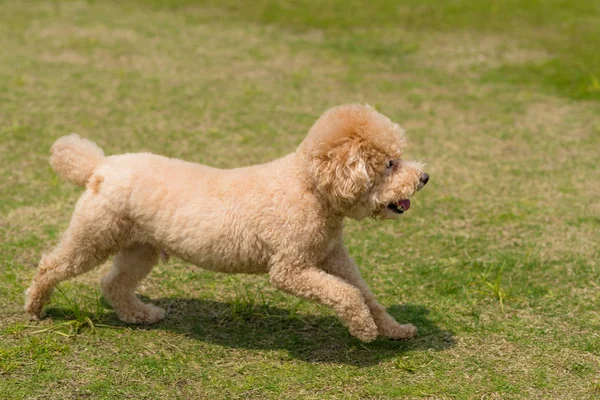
[[386, 160, 395, 169]]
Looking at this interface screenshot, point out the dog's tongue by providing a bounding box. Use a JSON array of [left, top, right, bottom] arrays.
[[398, 199, 410, 211]]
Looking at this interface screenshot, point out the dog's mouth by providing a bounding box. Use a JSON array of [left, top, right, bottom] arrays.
[[387, 199, 410, 214]]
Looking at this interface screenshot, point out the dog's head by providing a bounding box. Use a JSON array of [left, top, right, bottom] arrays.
[[298, 104, 428, 219]]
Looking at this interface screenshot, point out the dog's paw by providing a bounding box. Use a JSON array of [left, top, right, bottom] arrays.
[[117, 304, 166, 325], [383, 323, 418, 340], [24, 287, 46, 320], [25, 309, 44, 321], [348, 315, 379, 343]]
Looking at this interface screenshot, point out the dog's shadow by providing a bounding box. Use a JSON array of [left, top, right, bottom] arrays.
[[47, 298, 454, 366]]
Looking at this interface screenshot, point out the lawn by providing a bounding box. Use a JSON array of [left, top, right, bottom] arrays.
[[1, 0, 599, 398]]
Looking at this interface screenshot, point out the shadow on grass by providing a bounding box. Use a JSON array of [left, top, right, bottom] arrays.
[[46, 298, 454, 366]]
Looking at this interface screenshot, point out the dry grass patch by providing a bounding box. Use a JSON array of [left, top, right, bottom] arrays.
[[416, 32, 550, 76]]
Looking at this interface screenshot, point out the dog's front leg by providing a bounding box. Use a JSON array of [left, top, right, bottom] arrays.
[[322, 245, 417, 340], [269, 259, 378, 342]]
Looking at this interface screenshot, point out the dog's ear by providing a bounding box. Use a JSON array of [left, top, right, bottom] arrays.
[[309, 139, 370, 205]]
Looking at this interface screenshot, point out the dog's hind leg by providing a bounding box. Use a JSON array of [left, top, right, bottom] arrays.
[[25, 193, 127, 319], [101, 242, 165, 324]]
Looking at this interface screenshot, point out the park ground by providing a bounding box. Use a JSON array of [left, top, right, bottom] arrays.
[[0, 1, 599, 398]]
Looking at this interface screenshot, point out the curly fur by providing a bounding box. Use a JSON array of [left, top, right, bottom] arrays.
[[50, 134, 105, 186], [25, 104, 428, 342]]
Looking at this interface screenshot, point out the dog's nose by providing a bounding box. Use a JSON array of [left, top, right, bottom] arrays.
[[420, 173, 429, 186]]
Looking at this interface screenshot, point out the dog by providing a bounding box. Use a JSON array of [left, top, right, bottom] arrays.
[[25, 104, 428, 342]]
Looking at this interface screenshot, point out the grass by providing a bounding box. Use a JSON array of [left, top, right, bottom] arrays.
[[0, 0, 599, 398]]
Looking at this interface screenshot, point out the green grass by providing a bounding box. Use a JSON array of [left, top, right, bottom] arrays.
[[1, 0, 599, 398]]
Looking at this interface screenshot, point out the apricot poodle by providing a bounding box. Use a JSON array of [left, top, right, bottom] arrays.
[[25, 104, 429, 342]]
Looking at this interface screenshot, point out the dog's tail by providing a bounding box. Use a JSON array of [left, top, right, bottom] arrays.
[[50, 134, 105, 186]]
